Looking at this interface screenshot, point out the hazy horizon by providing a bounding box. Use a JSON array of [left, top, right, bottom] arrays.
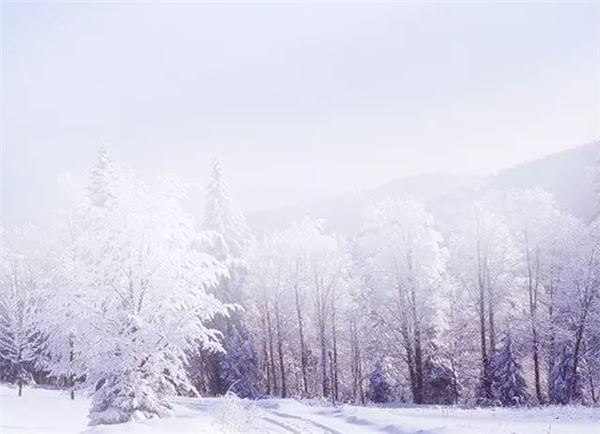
[[2, 1, 599, 225]]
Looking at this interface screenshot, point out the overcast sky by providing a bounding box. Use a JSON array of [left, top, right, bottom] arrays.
[[1, 1, 599, 226]]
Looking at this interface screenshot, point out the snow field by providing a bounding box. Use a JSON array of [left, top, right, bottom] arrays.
[[2, 386, 599, 434]]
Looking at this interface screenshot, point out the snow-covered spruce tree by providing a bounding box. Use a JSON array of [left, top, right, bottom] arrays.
[[549, 346, 582, 404], [88, 145, 117, 208], [59, 150, 231, 425], [491, 332, 529, 406], [193, 158, 260, 397], [0, 226, 47, 396], [218, 323, 261, 398], [422, 356, 457, 405], [367, 361, 392, 403], [202, 158, 253, 259]]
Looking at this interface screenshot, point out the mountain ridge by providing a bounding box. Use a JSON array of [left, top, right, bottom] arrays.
[[247, 141, 599, 234]]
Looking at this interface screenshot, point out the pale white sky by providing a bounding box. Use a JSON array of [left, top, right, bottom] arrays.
[[1, 1, 599, 225]]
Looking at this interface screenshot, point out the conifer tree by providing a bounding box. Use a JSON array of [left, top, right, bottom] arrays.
[[218, 324, 261, 398], [195, 158, 260, 397], [202, 158, 253, 259], [367, 361, 392, 403], [423, 356, 456, 405], [88, 146, 117, 209], [549, 346, 582, 404], [491, 332, 529, 406]]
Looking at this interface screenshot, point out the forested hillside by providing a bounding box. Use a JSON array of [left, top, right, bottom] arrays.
[[249, 142, 598, 234]]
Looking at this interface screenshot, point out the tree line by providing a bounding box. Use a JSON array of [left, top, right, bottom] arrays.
[[0, 148, 598, 425]]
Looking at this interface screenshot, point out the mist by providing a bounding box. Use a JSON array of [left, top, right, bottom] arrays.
[[2, 1, 599, 226], [1, 2, 600, 434]]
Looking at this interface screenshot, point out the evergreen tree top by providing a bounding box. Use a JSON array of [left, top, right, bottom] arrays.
[[88, 146, 117, 209], [202, 158, 253, 257]]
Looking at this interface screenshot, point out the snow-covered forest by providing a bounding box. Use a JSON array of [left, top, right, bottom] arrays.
[[1, 146, 599, 430], [2, 2, 599, 433]]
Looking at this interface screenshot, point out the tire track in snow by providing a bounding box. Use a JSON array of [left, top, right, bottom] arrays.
[[261, 416, 304, 434], [265, 410, 344, 434]]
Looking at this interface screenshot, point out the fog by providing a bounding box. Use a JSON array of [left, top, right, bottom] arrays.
[[1, 1, 598, 226], [3, 4, 600, 432]]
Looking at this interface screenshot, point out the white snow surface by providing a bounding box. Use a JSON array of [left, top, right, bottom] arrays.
[[1, 386, 599, 434]]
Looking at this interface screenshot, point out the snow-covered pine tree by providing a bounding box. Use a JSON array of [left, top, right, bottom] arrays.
[[422, 356, 457, 405], [202, 158, 253, 259], [88, 145, 117, 209], [218, 323, 262, 398], [491, 332, 529, 406], [193, 158, 261, 397], [367, 361, 392, 403], [549, 346, 582, 404]]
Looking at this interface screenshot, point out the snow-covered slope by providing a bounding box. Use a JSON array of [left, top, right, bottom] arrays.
[[2, 386, 599, 434]]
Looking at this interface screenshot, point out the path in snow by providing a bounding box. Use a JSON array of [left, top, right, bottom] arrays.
[[2, 386, 600, 434]]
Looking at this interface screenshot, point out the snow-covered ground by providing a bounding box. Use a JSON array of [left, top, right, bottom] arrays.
[[1, 386, 599, 434]]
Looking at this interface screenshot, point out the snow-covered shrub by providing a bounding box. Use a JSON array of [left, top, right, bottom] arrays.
[[213, 391, 261, 433], [89, 370, 173, 425]]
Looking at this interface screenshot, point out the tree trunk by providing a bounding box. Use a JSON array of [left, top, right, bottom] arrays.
[[261, 316, 271, 394], [547, 281, 556, 398], [265, 305, 278, 396], [477, 236, 492, 399], [350, 318, 362, 404], [402, 323, 417, 402], [294, 282, 308, 396], [411, 285, 424, 404], [570, 279, 595, 402], [331, 299, 339, 402], [275, 304, 287, 398], [532, 325, 542, 403], [319, 319, 328, 397], [487, 283, 496, 356], [479, 281, 491, 398], [588, 365, 597, 404], [328, 350, 335, 405], [570, 312, 587, 400], [528, 246, 543, 403], [69, 337, 76, 400]]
